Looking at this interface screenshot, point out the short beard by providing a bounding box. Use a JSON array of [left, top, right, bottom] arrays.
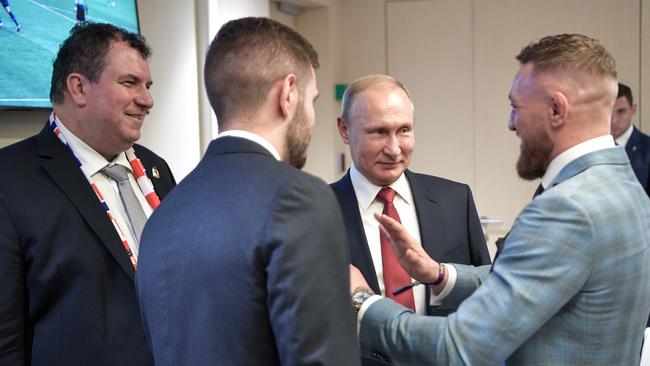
[[516, 130, 553, 180], [286, 104, 311, 169]]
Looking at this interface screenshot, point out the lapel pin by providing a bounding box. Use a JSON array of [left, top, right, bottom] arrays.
[[152, 167, 160, 179]]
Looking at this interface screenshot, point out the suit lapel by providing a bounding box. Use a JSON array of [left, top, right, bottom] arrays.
[[405, 170, 446, 260], [335, 172, 381, 294], [37, 124, 136, 280], [625, 127, 642, 158]]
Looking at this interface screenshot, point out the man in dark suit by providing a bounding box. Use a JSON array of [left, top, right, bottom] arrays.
[[611, 82, 650, 197], [0, 24, 175, 365], [136, 17, 360, 366], [331, 74, 490, 318]]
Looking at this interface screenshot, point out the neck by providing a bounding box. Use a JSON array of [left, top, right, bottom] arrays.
[[220, 119, 288, 161]]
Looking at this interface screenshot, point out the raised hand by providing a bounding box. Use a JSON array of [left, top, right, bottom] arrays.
[[374, 212, 440, 284]]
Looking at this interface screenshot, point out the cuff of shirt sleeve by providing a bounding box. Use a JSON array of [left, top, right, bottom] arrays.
[[428, 264, 457, 306], [357, 294, 383, 336]]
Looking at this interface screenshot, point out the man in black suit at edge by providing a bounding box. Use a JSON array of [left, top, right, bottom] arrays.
[[610, 82, 650, 197], [0, 23, 175, 366]]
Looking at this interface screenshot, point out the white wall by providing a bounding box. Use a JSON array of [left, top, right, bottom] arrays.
[[137, 0, 201, 181], [200, 0, 269, 150]]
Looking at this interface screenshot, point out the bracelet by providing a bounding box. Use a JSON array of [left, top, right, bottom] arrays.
[[430, 264, 446, 286]]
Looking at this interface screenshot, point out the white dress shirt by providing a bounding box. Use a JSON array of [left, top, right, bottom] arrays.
[[217, 130, 281, 161], [349, 164, 427, 315], [56, 120, 153, 258]]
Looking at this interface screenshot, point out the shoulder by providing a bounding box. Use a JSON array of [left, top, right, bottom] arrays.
[[133, 144, 166, 164], [330, 172, 351, 192], [278, 169, 335, 201], [406, 170, 471, 195], [0, 135, 38, 160]]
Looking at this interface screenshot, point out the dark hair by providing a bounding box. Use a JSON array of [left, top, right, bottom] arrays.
[[516, 33, 616, 78], [204, 17, 319, 125], [50, 22, 151, 103], [617, 82, 633, 105]]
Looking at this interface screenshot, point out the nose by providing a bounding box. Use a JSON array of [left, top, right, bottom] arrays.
[[136, 86, 154, 110], [508, 112, 516, 131], [383, 135, 401, 158]]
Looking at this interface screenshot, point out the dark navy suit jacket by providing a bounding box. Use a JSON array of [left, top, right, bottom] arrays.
[[0, 123, 175, 366], [626, 127, 650, 328], [331, 170, 491, 316], [626, 126, 650, 197], [137, 137, 360, 366]]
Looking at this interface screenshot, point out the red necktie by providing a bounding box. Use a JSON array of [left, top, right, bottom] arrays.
[[376, 187, 416, 311]]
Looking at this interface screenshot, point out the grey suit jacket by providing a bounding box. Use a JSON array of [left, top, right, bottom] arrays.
[[359, 147, 650, 365], [136, 137, 360, 366]]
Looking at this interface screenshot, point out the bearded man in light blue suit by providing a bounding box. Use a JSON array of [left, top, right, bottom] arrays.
[[350, 34, 650, 366]]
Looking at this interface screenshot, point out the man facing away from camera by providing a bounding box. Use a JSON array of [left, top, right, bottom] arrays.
[[136, 17, 360, 366]]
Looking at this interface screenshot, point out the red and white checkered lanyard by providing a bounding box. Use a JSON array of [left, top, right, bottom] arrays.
[[49, 112, 161, 268]]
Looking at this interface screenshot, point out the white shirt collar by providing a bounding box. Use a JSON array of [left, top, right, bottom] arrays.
[[349, 163, 413, 211], [541, 134, 615, 189], [614, 123, 634, 148], [216, 130, 281, 161], [55, 118, 130, 175]]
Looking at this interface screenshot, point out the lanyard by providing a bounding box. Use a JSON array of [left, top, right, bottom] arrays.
[[49, 112, 161, 268]]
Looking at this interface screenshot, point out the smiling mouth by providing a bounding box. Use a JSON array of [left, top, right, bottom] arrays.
[[125, 113, 147, 121]]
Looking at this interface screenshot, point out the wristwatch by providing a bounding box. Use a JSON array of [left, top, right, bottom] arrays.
[[352, 287, 374, 313]]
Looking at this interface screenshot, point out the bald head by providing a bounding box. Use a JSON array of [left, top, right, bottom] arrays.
[[341, 74, 414, 125]]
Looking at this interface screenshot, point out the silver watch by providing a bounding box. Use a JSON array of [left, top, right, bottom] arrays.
[[352, 287, 374, 313]]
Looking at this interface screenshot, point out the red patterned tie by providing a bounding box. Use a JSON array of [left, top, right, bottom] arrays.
[[376, 187, 416, 311]]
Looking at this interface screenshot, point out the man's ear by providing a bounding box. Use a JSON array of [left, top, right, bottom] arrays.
[[631, 103, 638, 117], [549, 91, 568, 128], [279, 74, 298, 120], [66, 73, 88, 107], [337, 117, 351, 144]]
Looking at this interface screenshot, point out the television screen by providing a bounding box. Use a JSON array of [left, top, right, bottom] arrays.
[[0, 0, 139, 109]]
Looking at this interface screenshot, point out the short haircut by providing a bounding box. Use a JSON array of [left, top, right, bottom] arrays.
[[204, 17, 319, 124], [341, 74, 413, 123], [617, 82, 634, 105], [515, 34, 616, 79], [50, 23, 151, 104]]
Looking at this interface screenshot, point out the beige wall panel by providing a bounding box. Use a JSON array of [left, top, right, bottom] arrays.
[[473, 0, 640, 230], [337, 0, 387, 81], [297, 7, 344, 182], [642, 0, 650, 133], [387, 0, 476, 187]]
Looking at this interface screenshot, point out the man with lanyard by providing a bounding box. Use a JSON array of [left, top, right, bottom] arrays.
[[0, 23, 175, 365]]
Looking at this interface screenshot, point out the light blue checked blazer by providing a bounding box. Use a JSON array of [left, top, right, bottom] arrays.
[[359, 147, 650, 365]]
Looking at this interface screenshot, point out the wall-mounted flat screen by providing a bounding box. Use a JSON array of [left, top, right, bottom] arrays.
[[0, 0, 139, 109]]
